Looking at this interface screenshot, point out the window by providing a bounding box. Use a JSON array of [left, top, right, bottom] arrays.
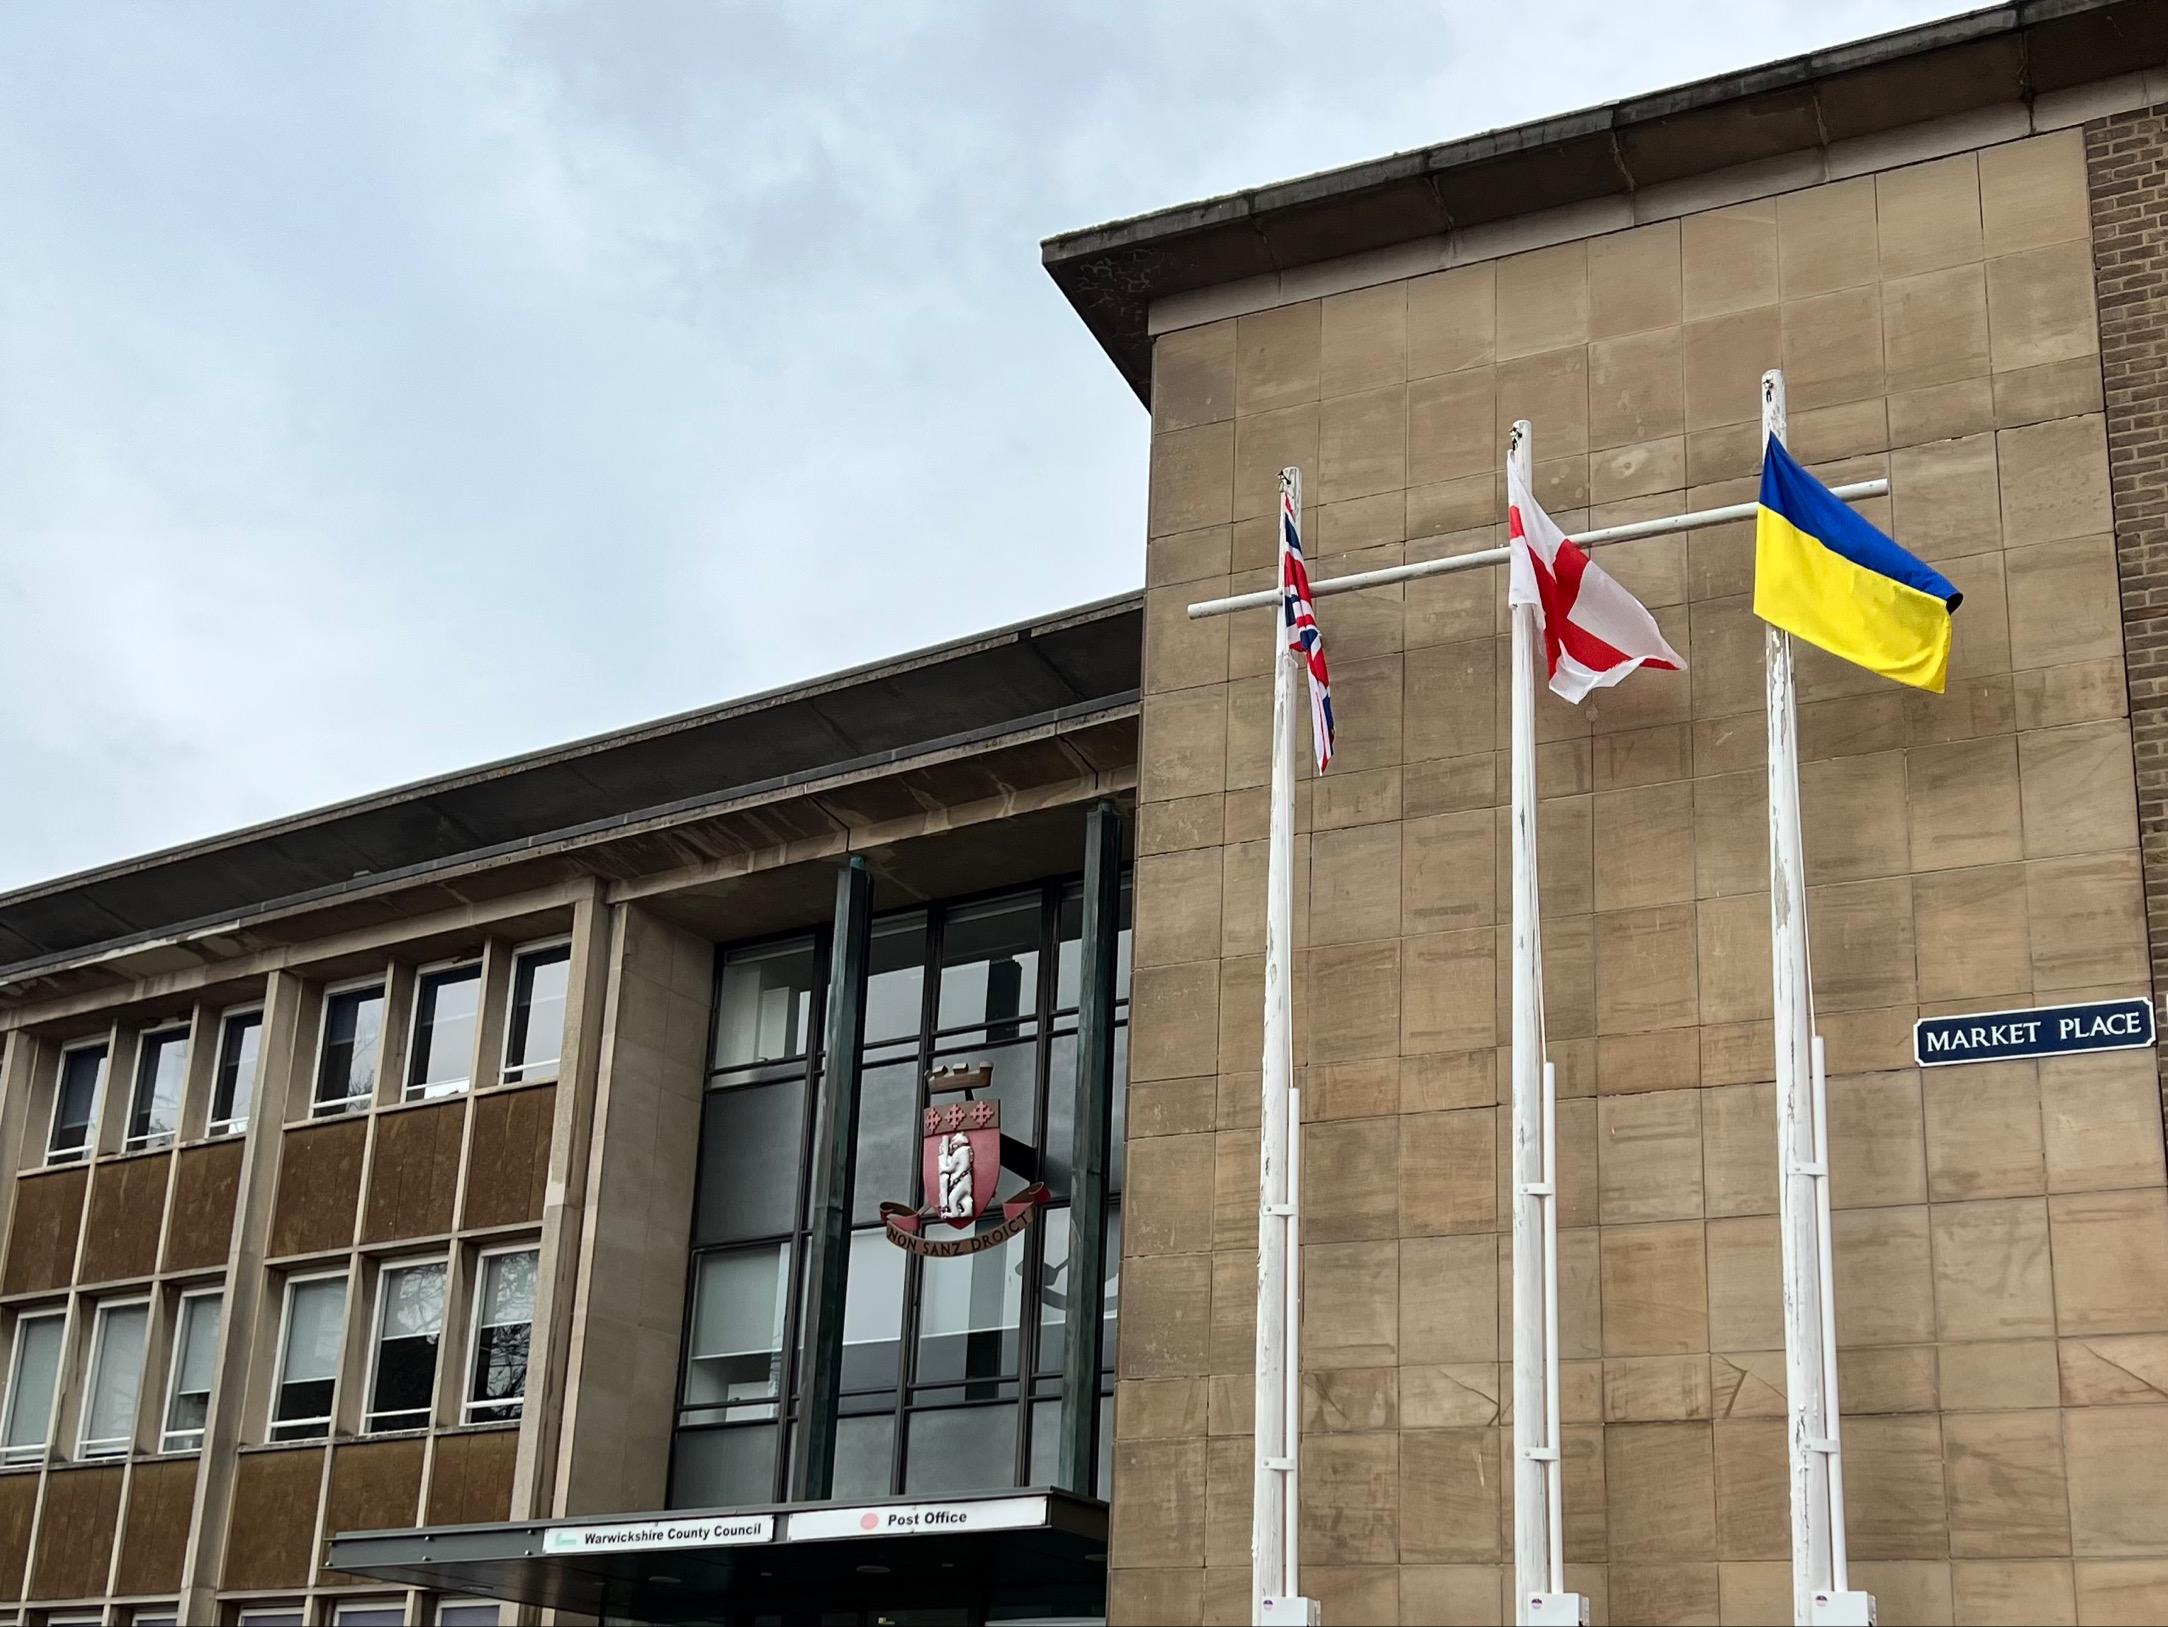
[[237, 1611, 306, 1627], [503, 943, 571, 1085], [331, 1603, 406, 1626], [367, 1260, 445, 1431], [271, 1273, 347, 1442], [48, 1042, 106, 1163], [0, 1311, 63, 1464], [126, 1026, 189, 1152], [161, 1289, 222, 1452], [670, 875, 1131, 1509], [209, 1009, 263, 1136], [436, 1604, 503, 1626], [465, 1248, 536, 1422], [130, 1610, 180, 1627], [407, 964, 482, 1101], [314, 984, 386, 1115], [79, 1298, 150, 1457]]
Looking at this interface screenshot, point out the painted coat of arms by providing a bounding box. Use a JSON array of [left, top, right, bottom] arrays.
[[880, 1064, 1049, 1256]]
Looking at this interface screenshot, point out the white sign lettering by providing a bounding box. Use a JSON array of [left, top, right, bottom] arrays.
[[541, 1515, 774, 1555], [786, 1494, 1050, 1542]]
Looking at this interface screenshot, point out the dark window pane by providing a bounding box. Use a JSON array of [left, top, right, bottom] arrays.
[[937, 895, 1041, 1037], [840, 1229, 904, 1392], [683, 1246, 788, 1417], [695, 1081, 805, 1244], [1042, 1026, 1127, 1200], [49, 1046, 105, 1161], [1035, 1207, 1120, 1377], [862, 914, 927, 1046], [1053, 873, 1131, 1012], [669, 1424, 777, 1510], [914, 1227, 1023, 1389], [128, 1030, 188, 1150], [850, 1059, 919, 1226], [904, 1406, 1017, 1495], [830, 1412, 894, 1500], [316, 988, 384, 1111], [468, 1250, 535, 1419], [1025, 1396, 1112, 1496], [408, 967, 481, 1099], [714, 938, 820, 1074], [211, 1013, 262, 1131], [504, 946, 571, 1083], [368, 1263, 444, 1430]]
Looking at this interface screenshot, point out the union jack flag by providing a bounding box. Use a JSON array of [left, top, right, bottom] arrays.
[[1279, 471, 1334, 774]]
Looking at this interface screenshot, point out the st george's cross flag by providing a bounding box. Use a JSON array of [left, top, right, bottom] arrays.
[[1507, 459, 1684, 703], [1280, 479, 1335, 772]]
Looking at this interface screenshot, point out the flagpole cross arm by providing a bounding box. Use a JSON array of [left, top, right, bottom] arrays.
[[1183, 480, 1890, 620]]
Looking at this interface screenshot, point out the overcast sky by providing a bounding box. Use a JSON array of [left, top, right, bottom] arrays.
[[0, 0, 1961, 891]]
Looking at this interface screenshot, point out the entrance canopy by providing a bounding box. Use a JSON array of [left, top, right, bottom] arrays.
[[327, 1488, 1108, 1624]]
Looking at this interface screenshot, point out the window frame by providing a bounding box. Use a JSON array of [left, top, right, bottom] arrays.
[[77, 1293, 153, 1459], [208, 1003, 265, 1139], [123, 1023, 192, 1154], [330, 1599, 408, 1626], [235, 1608, 307, 1627], [0, 1307, 66, 1466], [159, 1285, 223, 1454], [404, 958, 485, 1103], [311, 976, 388, 1119], [268, 1268, 350, 1444], [363, 1255, 449, 1435], [501, 937, 573, 1087], [461, 1243, 539, 1425], [46, 1038, 108, 1166]]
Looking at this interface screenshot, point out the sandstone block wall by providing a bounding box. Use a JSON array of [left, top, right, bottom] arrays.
[[1115, 122, 2168, 1627]]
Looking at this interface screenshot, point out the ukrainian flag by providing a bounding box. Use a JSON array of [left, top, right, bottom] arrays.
[[1755, 437, 1962, 693]]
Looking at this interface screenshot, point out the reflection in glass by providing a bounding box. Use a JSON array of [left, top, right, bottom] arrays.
[[163, 1292, 221, 1450], [862, 914, 927, 1044], [504, 945, 571, 1083], [937, 894, 1040, 1036], [49, 1045, 105, 1162], [468, 1249, 536, 1421], [211, 1012, 262, 1133], [1025, 1395, 1112, 1496], [408, 967, 482, 1099], [80, 1301, 149, 1456], [127, 1029, 188, 1150], [1036, 1207, 1121, 1376], [684, 1246, 789, 1416], [368, 1262, 446, 1431], [840, 1229, 904, 1392], [850, 1060, 919, 1226], [915, 1227, 1023, 1388], [714, 938, 821, 1074], [1042, 1027, 1129, 1199], [316, 988, 385, 1113], [1, 1314, 62, 1462], [273, 1275, 347, 1441]]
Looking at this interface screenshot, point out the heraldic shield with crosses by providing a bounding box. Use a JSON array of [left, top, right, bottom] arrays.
[[880, 1063, 1049, 1257]]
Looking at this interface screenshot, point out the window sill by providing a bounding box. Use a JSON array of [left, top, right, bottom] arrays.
[[444, 1416, 523, 1436], [301, 1103, 370, 1126], [100, 1142, 177, 1167], [384, 1090, 465, 1115]]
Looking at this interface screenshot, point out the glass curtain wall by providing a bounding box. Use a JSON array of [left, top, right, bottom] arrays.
[[671, 874, 1129, 1508]]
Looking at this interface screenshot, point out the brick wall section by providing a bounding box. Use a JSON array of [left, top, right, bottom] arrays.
[[2089, 105, 2168, 1117]]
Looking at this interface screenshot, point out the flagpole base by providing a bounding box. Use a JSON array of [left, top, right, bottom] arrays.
[[1809, 1591, 1876, 1626], [1260, 1596, 1320, 1625], [1527, 1592, 1590, 1625]]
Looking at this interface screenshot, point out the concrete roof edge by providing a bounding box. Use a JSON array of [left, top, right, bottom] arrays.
[[1041, 0, 2153, 397], [0, 588, 1146, 914]]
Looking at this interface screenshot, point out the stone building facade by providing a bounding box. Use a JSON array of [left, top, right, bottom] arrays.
[[1041, 3, 2168, 1622]]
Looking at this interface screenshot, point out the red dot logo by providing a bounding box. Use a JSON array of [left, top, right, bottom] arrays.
[[860, 1513, 880, 1531]]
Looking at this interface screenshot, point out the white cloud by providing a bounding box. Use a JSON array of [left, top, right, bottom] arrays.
[[0, 0, 1959, 889]]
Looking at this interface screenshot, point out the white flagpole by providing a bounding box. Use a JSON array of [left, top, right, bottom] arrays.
[[1251, 467, 1313, 1627], [1507, 426, 1586, 1627], [1762, 372, 1871, 1627]]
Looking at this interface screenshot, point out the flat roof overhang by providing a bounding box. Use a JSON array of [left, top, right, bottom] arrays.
[[1042, 0, 2168, 401], [326, 1490, 1109, 1622]]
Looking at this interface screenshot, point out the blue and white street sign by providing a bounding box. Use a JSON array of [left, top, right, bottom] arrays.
[[1914, 997, 2155, 1068]]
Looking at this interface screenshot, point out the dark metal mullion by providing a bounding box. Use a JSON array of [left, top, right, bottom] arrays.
[[773, 921, 831, 1503], [892, 902, 944, 1496], [1012, 879, 1061, 1485], [790, 858, 874, 1501], [1059, 801, 1123, 1497]]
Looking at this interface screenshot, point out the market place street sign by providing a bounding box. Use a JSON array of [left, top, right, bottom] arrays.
[[1914, 997, 2156, 1067]]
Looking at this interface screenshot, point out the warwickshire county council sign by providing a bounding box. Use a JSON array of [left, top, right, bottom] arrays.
[[1914, 997, 2155, 1067]]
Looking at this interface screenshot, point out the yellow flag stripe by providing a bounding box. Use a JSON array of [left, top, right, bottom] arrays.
[[1753, 507, 1952, 693]]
